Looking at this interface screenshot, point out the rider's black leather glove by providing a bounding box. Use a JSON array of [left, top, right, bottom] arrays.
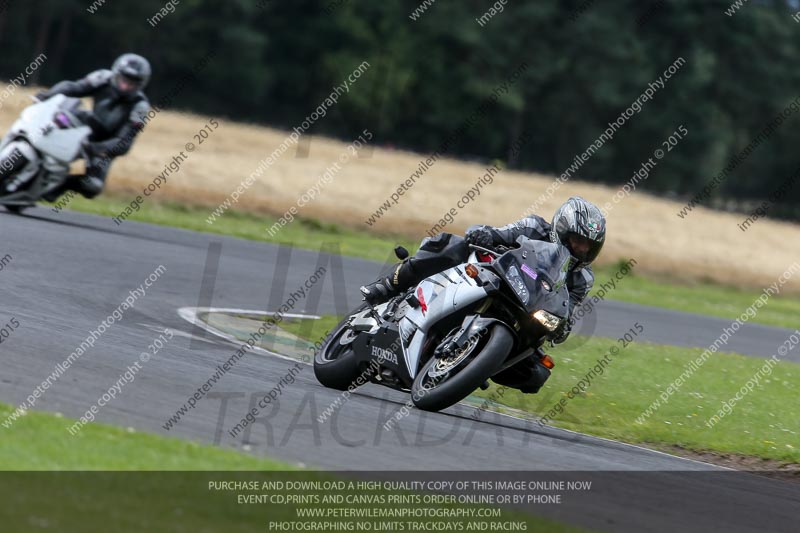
[[464, 227, 493, 248]]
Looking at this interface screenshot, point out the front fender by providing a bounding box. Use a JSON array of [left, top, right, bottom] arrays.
[[438, 315, 517, 357]]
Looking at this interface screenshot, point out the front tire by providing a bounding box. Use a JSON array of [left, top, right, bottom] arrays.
[[411, 324, 514, 412], [0, 145, 30, 190]]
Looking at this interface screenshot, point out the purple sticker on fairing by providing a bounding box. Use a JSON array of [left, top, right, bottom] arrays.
[[521, 264, 538, 280]]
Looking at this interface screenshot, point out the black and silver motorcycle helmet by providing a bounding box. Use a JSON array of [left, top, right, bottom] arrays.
[[111, 53, 151, 94], [550, 196, 606, 269]]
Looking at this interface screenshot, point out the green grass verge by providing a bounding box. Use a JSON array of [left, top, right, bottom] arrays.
[[55, 193, 417, 263], [0, 402, 296, 470], [477, 334, 800, 464], [0, 403, 582, 532], [52, 193, 800, 329], [278, 314, 343, 343]]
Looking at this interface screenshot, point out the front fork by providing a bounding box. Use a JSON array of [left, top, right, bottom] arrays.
[[434, 314, 515, 358]]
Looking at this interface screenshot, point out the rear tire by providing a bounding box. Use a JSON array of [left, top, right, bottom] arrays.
[[4, 205, 27, 214], [313, 310, 369, 391], [411, 324, 514, 412]]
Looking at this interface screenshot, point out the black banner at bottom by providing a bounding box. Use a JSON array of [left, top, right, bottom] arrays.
[[0, 470, 797, 533]]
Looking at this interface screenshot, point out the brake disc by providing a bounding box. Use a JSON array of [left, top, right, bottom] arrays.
[[428, 335, 480, 378]]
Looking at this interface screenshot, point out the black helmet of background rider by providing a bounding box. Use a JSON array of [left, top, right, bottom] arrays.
[[550, 196, 606, 270], [111, 53, 151, 96]]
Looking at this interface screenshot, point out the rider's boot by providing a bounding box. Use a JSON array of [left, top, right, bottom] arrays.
[[361, 236, 467, 305], [360, 260, 418, 305], [42, 181, 70, 202], [43, 174, 104, 202], [360, 277, 398, 305], [41, 175, 79, 202]]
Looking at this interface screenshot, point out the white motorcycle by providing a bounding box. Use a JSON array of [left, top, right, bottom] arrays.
[[0, 95, 92, 213], [314, 237, 570, 412]]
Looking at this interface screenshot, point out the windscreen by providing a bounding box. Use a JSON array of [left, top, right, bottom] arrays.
[[493, 237, 572, 312]]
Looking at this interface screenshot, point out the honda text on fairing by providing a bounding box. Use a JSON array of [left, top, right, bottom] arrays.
[[0, 95, 92, 213], [314, 236, 570, 412]]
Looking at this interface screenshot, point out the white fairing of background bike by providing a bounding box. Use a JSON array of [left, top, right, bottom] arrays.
[[399, 259, 489, 379], [1, 95, 91, 167]]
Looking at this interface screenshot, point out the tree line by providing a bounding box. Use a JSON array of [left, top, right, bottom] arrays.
[[2, 0, 799, 219]]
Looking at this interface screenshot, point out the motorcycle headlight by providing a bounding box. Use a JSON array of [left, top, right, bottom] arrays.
[[532, 310, 561, 331]]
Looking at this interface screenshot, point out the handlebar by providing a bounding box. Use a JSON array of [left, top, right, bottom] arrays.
[[468, 243, 512, 256], [468, 243, 495, 255]]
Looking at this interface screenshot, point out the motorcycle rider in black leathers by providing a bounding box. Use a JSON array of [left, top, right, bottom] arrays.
[[35, 53, 152, 200], [360, 196, 606, 393]]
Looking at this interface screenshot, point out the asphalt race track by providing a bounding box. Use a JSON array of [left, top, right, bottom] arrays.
[[1, 207, 798, 532]]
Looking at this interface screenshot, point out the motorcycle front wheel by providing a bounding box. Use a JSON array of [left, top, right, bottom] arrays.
[[0, 145, 29, 185], [411, 324, 513, 412]]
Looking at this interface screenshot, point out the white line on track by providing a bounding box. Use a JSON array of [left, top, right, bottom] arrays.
[[177, 306, 321, 363]]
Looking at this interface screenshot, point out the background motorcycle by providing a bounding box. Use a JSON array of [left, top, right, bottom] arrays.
[[314, 236, 571, 412], [0, 95, 92, 213]]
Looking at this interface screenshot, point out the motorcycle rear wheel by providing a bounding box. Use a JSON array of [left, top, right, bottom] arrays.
[[314, 309, 370, 391]]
